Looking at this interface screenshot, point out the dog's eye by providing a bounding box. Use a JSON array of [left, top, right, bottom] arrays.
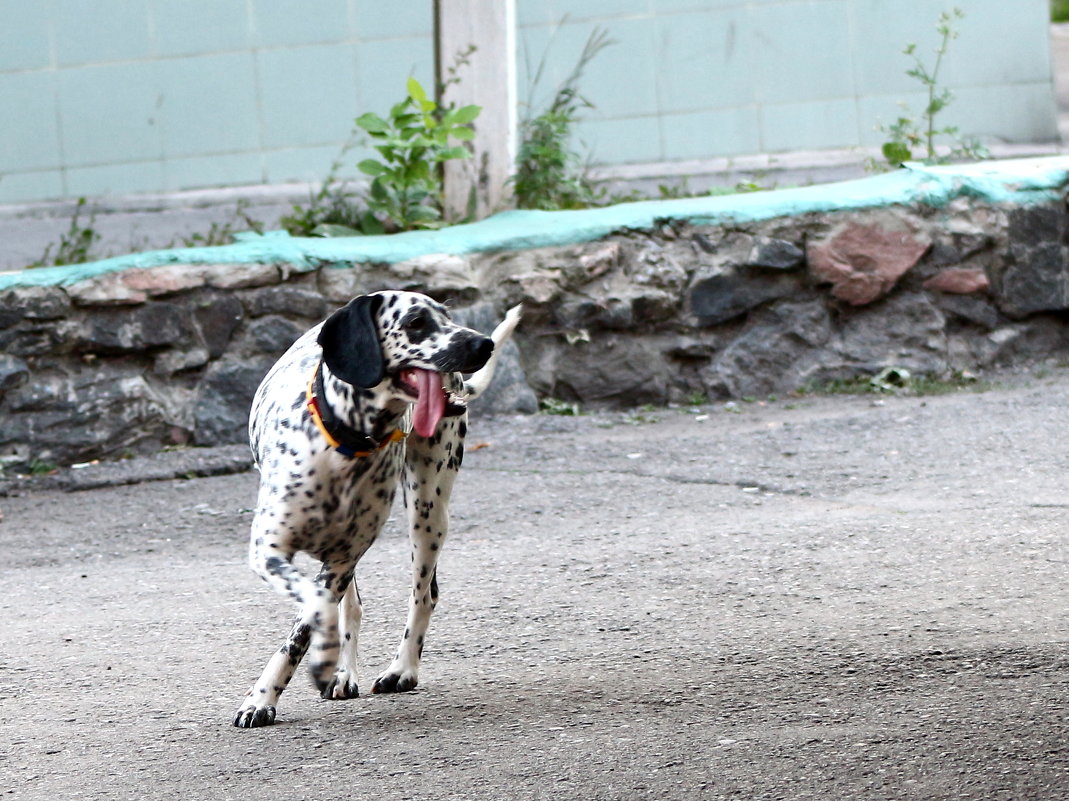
[[404, 312, 429, 332]]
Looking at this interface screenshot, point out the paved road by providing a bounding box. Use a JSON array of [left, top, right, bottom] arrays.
[[2, 371, 1068, 800]]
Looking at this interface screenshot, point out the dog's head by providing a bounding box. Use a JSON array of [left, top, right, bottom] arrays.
[[317, 291, 493, 435]]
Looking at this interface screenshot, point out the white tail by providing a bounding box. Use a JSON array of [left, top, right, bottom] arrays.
[[465, 304, 522, 400]]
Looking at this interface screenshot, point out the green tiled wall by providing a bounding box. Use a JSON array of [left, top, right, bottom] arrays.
[[0, 0, 1057, 203]]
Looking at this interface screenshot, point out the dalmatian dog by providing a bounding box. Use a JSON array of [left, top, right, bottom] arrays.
[[234, 290, 521, 728]]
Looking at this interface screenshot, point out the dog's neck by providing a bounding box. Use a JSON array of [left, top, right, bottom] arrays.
[[319, 362, 408, 445]]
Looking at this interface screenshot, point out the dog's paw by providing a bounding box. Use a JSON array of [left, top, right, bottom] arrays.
[[371, 669, 418, 694], [309, 658, 340, 696], [234, 704, 276, 728], [321, 672, 360, 700]]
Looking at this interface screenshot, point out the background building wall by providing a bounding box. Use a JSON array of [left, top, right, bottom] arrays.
[[0, 0, 1058, 205]]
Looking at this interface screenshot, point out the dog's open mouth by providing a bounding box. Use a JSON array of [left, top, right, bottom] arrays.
[[398, 369, 467, 437]]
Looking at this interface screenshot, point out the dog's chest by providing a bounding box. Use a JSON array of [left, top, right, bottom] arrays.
[[283, 446, 404, 542]]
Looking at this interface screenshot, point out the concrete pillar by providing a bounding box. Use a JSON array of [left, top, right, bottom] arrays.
[[435, 0, 516, 221]]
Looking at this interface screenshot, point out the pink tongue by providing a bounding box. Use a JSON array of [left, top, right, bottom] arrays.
[[410, 368, 445, 438]]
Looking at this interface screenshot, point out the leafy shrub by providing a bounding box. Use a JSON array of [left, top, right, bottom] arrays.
[[355, 77, 480, 232], [875, 8, 987, 169], [512, 27, 613, 210], [28, 198, 100, 268]]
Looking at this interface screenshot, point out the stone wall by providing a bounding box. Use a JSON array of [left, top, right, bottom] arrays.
[[3, 196, 1069, 468]]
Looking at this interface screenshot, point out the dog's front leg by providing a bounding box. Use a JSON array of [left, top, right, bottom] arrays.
[[321, 579, 362, 700], [372, 416, 466, 693]]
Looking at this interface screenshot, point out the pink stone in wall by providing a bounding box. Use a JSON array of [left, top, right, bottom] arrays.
[[807, 220, 931, 305], [922, 267, 990, 294]]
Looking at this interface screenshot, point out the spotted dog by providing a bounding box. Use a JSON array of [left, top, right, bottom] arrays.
[[234, 290, 520, 728]]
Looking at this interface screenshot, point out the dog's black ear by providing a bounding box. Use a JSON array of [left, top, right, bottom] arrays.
[[317, 294, 385, 387]]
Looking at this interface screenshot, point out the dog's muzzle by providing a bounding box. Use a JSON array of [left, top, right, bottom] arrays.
[[433, 334, 494, 374]]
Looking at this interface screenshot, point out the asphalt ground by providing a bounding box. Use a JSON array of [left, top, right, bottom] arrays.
[[1, 367, 1068, 800]]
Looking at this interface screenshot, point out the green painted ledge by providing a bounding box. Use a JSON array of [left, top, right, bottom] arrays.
[[3, 156, 1068, 292]]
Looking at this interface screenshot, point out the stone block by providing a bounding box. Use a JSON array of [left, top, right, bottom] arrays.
[[704, 298, 833, 398], [242, 285, 327, 319], [1007, 206, 1067, 246], [0, 365, 178, 463], [687, 268, 801, 326], [834, 292, 947, 375], [577, 241, 622, 280], [318, 267, 367, 304], [992, 242, 1069, 319], [76, 302, 192, 353], [0, 286, 71, 322], [508, 270, 564, 306], [193, 357, 275, 446], [248, 315, 306, 356], [202, 262, 281, 290], [923, 268, 990, 295], [0, 355, 29, 392], [66, 264, 207, 304], [540, 334, 673, 406], [385, 253, 480, 302], [153, 347, 210, 376], [191, 294, 243, 359], [746, 236, 805, 271], [807, 217, 930, 305], [934, 294, 1001, 330]]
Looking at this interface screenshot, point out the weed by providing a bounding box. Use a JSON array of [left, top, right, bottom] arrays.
[[624, 406, 660, 425], [513, 26, 614, 210], [280, 139, 368, 236], [908, 372, 989, 396], [624, 413, 659, 425], [800, 368, 987, 397], [28, 459, 58, 476], [686, 391, 709, 406], [179, 200, 264, 247], [282, 61, 480, 238], [539, 397, 581, 416], [873, 8, 988, 170], [706, 180, 773, 197], [28, 198, 101, 268], [652, 179, 695, 201], [355, 77, 480, 232]]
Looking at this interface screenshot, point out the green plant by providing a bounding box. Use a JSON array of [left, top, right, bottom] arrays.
[[706, 180, 773, 197], [284, 47, 479, 237], [799, 368, 987, 397], [624, 405, 660, 425], [28, 458, 58, 476], [875, 8, 988, 169], [512, 27, 614, 210], [28, 198, 101, 268], [354, 77, 480, 232], [539, 397, 581, 416], [1054, 1, 1069, 23], [180, 200, 264, 247], [280, 142, 368, 237]]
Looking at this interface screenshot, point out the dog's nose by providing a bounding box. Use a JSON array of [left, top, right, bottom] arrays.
[[462, 336, 494, 372], [471, 336, 493, 363], [434, 334, 496, 374]]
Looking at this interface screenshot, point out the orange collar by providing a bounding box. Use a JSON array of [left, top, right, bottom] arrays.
[[306, 363, 406, 457]]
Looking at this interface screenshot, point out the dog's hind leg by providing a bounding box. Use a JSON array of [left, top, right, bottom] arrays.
[[372, 415, 465, 694]]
